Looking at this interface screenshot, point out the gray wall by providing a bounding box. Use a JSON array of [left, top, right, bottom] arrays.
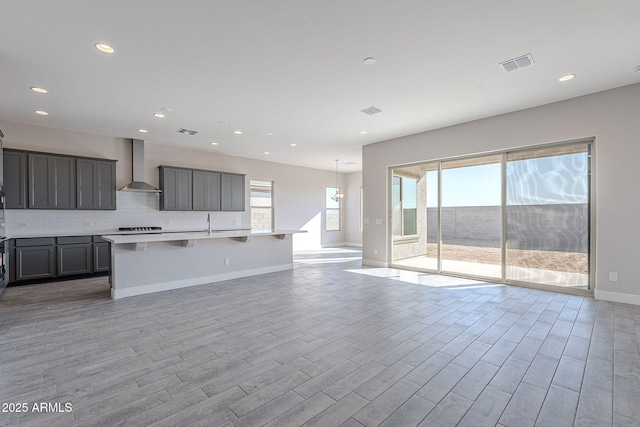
[[362, 83, 640, 304]]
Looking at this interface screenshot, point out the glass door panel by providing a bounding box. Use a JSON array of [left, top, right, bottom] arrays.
[[440, 155, 502, 278], [505, 143, 590, 289]]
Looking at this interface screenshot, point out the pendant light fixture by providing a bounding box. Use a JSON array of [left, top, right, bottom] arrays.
[[331, 159, 345, 201]]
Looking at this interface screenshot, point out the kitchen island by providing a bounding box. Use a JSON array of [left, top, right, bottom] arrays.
[[102, 229, 303, 299]]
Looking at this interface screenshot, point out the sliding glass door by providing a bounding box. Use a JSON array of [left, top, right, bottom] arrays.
[[390, 140, 592, 292], [441, 155, 502, 279], [505, 143, 590, 288]]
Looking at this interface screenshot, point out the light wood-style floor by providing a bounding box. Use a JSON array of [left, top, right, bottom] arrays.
[[1, 247, 639, 426]]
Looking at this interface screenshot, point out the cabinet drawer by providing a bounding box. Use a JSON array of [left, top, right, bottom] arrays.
[[57, 236, 92, 244], [14, 237, 55, 247]]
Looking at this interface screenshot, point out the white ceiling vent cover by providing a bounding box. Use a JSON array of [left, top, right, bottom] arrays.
[[177, 128, 198, 135], [500, 54, 534, 72], [360, 106, 382, 115]]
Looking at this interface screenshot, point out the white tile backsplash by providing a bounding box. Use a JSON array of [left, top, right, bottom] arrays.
[[6, 191, 244, 236]]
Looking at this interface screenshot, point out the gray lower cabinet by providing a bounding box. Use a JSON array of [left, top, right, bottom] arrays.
[[93, 237, 110, 272], [57, 236, 92, 276], [10, 235, 111, 283], [13, 238, 56, 281], [221, 173, 245, 211], [3, 150, 27, 209], [193, 170, 220, 211], [77, 159, 117, 210], [159, 166, 192, 210], [28, 153, 76, 209]]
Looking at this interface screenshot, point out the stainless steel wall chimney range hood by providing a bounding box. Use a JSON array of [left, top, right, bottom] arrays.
[[119, 139, 161, 192]]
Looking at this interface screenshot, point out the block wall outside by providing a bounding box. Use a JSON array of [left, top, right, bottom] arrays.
[[426, 203, 587, 252]]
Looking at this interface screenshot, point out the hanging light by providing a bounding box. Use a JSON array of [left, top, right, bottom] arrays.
[[331, 159, 345, 201]]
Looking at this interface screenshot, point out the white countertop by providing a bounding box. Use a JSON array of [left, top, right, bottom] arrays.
[[8, 228, 245, 239], [102, 229, 304, 245]]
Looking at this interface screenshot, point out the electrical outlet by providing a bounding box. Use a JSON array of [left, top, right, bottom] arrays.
[[17, 222, 28, 228], [224, 258, 230, 266], [373, 249, 378, 256], [609, 272, 618, 282]]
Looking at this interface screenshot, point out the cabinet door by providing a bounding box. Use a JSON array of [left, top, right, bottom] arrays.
[[15, 246, 56, 281], [58, 243, 92, 276], [52, 155, 76, 209], [28, 154, 76, 209], [93, 242, 110, 272], [221, 173, 245, 211], [193, 170, 220, 211], [96, 160, 116, 209], [3, 150, 27, 209], [77, 159, 116, 210], [160, 167, 192, 210], [28, 153, 53, 208], [77, 159, 97, 209]]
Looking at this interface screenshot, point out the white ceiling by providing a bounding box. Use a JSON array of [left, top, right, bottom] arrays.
[[1, 1, 639, 172]]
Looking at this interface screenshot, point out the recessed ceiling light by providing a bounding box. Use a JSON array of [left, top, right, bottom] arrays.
[[34, 110, 48, 116], [344, 162, 355, 165], [265, 132, 273, 136], [210, 142, 218, 146], [95, 43, 115, 54], [558, 74, 575, 82], [138, 128, 148, 133], [264, 151, 270, 155], [31, 87, 48, 94], [153, 113, 165, 118], [363, 57, 376, 65], [234, 130, 243, 135], [290, 143, 297, 147], [360, 130, 368, 134]]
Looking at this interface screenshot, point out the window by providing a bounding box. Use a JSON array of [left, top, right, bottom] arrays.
[[250, 180, 273, 231], [392, 175, 418, 236], [326, 187, 341, 231]]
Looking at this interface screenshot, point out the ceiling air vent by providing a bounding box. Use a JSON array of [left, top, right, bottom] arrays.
[[177, 128, 198, 135], [360, 106, 382, 115], [500, 54, 534, 72]]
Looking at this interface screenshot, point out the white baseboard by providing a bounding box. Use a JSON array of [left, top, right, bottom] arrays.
[[111, 263, 293, 299], [362, 258, 389, 268], [343, 242, 363, 248], [594, 289, 640, 306]]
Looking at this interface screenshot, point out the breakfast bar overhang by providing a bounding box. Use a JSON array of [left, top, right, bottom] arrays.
[[103, 230, 303, 299]]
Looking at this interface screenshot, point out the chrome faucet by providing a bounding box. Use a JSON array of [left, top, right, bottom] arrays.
[[207, 213, 212, 235]]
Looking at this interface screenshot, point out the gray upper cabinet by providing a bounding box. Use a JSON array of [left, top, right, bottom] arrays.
[[221, 173, 245, 211], [29, 153, 76, 209], [193, 170, 220, 211], [3, 149, 116, 210], [160, 166, 245, 212], [77, 159, 116, 210], [159, 166, 192, 210], [3, 150, 27, 209]]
